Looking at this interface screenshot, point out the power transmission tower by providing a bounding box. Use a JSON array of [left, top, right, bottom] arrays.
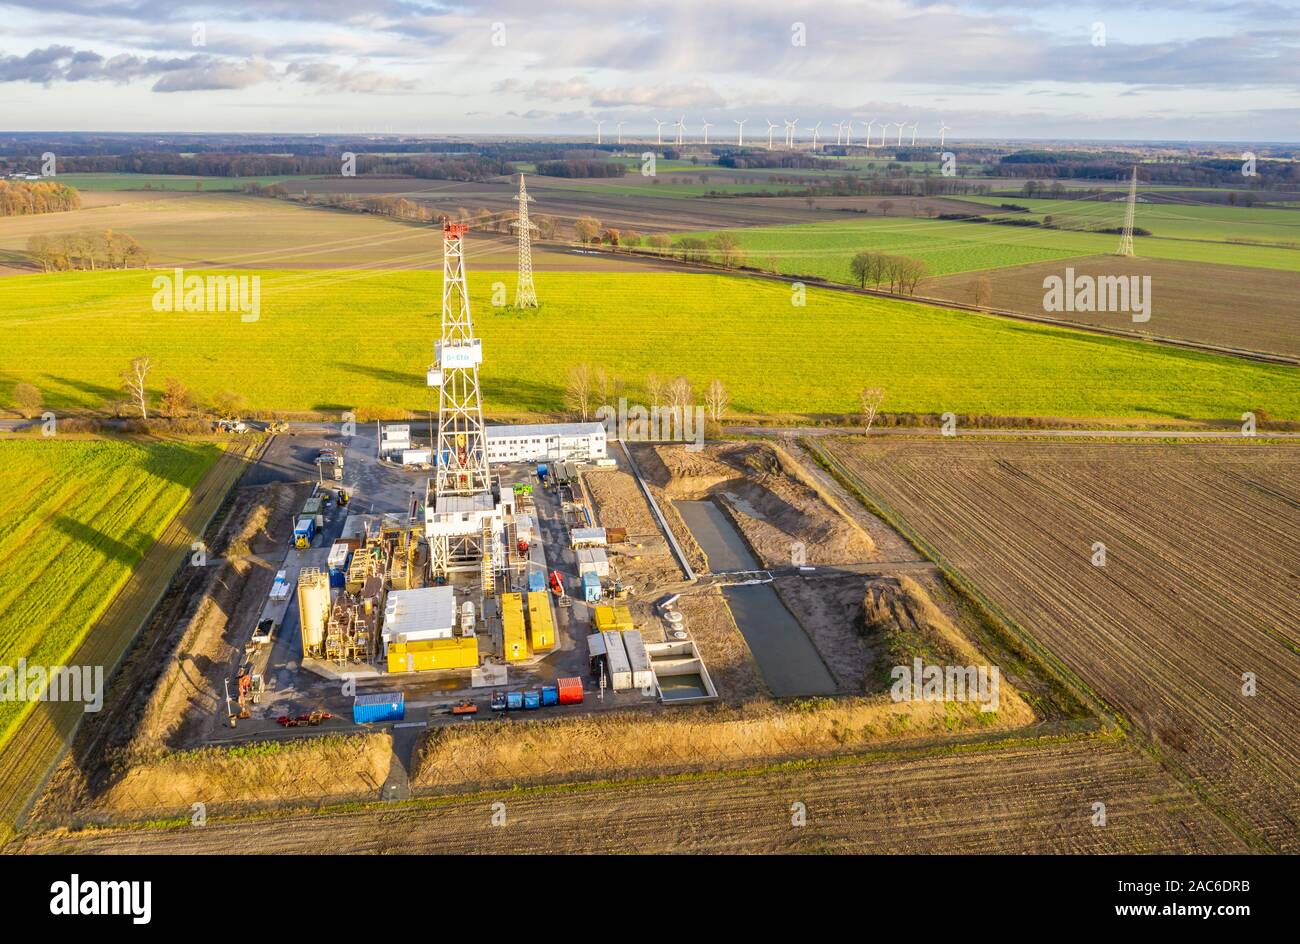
[[426, 221, 498, 578], [512, 174, 539, 308], [1117, 165, 1137, 257]]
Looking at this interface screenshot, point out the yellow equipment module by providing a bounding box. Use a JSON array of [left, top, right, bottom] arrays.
[[502, 592, 529, 662], [593, 604, 634, 634], [387, 636, 479, 673], [527, 591, 555, 651]]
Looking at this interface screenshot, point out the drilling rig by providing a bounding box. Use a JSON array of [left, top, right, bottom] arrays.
[[425, 222, 504, 581]]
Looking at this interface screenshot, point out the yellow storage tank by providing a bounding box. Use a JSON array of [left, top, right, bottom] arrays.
[[502, 592, 529, 662], [527, 591, 555, 652], [387, 636, 479, 673]]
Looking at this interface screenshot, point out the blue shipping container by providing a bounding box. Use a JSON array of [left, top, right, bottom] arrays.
[[541, 685, 559, 707], [537, 463, 548, 478], [523, 689, 541, 710], [528, 566, 546, 593], [582, 571, 601, 602], [506, 690, 523, 710], [353, 691, 404, 724]]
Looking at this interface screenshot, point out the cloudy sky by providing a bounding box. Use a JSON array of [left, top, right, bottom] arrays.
[[2, 0, 1298, 141]]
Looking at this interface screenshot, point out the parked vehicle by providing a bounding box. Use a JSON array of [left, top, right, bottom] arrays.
[[490, 690, 507, 711]]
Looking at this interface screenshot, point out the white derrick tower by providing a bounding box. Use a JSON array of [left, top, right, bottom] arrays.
[[1117, 165, 1137, 258], [513, 174, 539, 308], [426, 222, 501, 578]]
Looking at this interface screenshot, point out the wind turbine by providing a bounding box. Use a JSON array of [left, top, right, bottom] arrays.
[[616, 121, 624, 145], [879, 122, 893, 148], [735, 119, 747, 146], [701, 120, 712, 145], [938, 119, 951, 148], [834, 121, 845, 146], [593, 119, 604, 145], [895, 121, 905, 147], [844, 120, 853, 146], [786, 118, 799, 148], [863, 119, 876, 147], [765, 120, 777, 150], [811, 121, 822, 150], [654, 118, 666, 146], [909, 122, 918, 147], [675, 115, 685, 145]]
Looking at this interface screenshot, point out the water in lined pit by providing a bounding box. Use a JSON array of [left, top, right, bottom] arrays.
[[673, 499, 837, 697], [674, 500, 759, 572], [658, 674, 709, 700]]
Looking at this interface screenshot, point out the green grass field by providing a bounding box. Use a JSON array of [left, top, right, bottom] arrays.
[[0, 438, 218, 744], [963, 195, 1300, 246], [673, 214, 1300, 284], [2, 269, 1295, 421]]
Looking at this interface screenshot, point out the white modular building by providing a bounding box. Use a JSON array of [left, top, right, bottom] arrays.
[[485, 422, 608, 464], [381, 586, 457, 650]]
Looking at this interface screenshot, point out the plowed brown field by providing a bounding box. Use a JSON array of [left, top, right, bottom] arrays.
[[10, 736, 1242, 854], [815, 437, 1300, 851]]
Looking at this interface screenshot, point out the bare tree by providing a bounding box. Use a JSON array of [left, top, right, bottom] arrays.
[[565, 362, 594, 420], [122, 356, 152, 419], [645, 371, 665, 410], [593, 366, 616, 408], [160, 377, 193, 417], [705, 378, 729, 423], [859, 387, 885, 434], [13, 382, 42, 418], [667, 375, 693, 413], [970, 275, 993, 307]]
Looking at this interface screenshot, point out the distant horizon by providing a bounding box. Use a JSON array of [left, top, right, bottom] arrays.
[[2, 1, 1297, 142], [0, 131, 1295, 148]]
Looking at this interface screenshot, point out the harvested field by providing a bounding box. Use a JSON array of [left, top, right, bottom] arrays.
[[295, 174, 849, 233], [923, 255, 1300, 359], [12, 735, 1243, 854], [816, 437, 1300, 852]]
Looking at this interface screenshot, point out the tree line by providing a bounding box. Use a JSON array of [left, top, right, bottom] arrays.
[[849, 251, 928, 294], [0, 179, 82, 216], [32, 152, 511, 181], [27, 229, 150, 271], [533, 160, 626, 178]]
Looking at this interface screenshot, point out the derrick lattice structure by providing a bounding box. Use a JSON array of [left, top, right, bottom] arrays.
[[513, 174, 539, 308], [427, 222, 498, 577]]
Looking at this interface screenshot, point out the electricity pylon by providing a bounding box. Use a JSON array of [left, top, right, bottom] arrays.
[[1117, 165, 1137, 257], [512, 174, 539, 308]]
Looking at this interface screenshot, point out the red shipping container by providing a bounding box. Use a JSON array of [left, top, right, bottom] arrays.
[[556, 677, 584, 705]]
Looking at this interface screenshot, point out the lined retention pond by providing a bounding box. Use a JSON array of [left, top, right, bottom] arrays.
[[674, 500, 837, 697]]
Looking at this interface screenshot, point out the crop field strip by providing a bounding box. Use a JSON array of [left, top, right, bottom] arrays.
[[4, 269, 1297, 422], [11, 735, 1244, 853], [922, 256, 1300, 361], [815, 438, 1300, 852], [673, 207, 1300, 287], [0, 439, 248, 838]]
